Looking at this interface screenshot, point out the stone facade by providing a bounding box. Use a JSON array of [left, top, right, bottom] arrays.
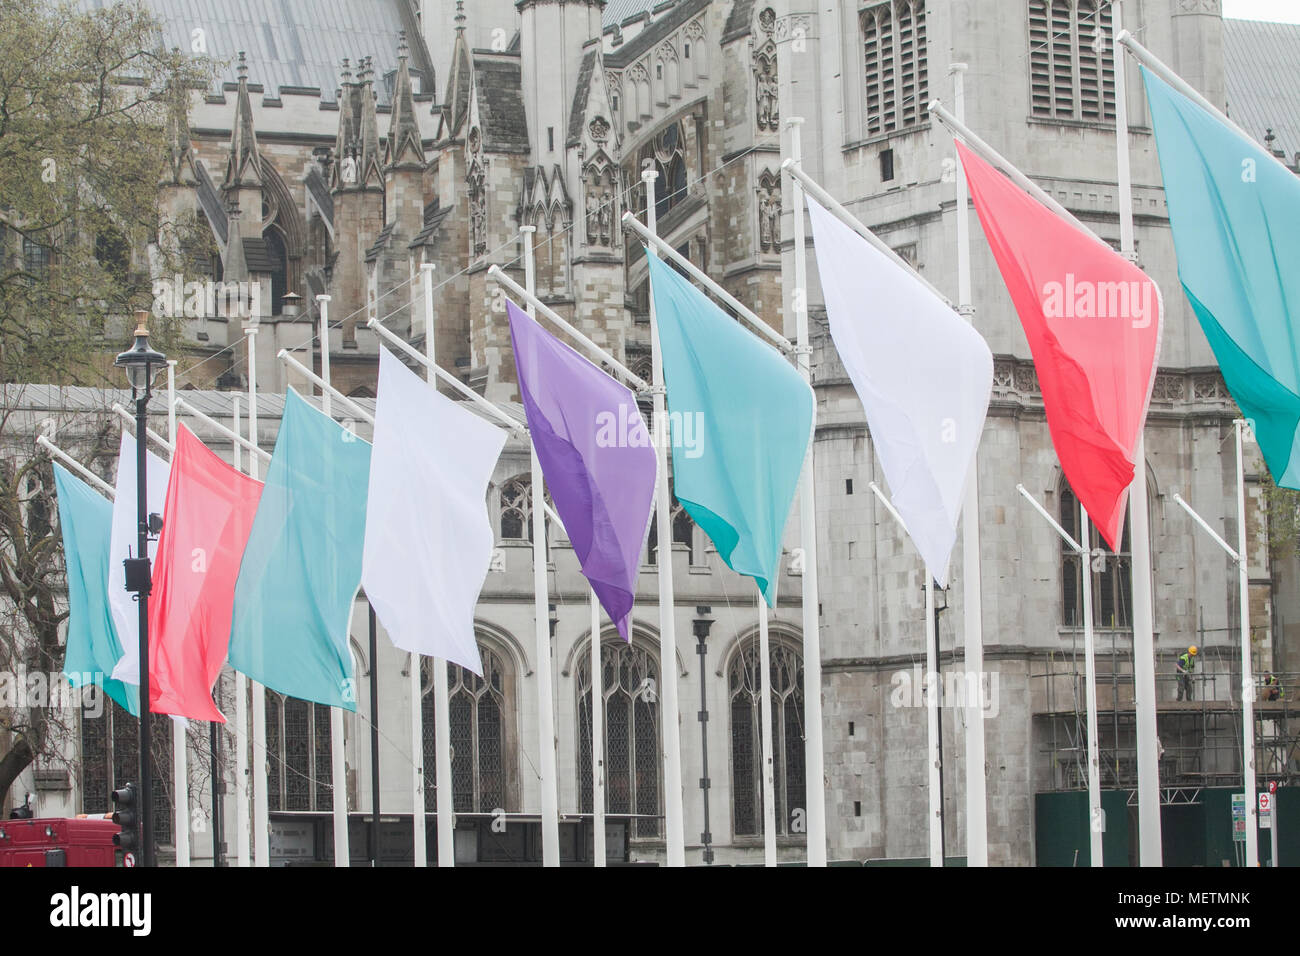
[[15, 0, 1296, 867]]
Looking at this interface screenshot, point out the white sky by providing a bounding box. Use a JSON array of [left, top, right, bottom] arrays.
[[1222, 0, 1300, 24]]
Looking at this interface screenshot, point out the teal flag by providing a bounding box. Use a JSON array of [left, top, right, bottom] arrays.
[[52, 464, 138, 716], [1143, 66, 1300, 486], [228, 389, 370, 709], [646, 253, 813, 605]]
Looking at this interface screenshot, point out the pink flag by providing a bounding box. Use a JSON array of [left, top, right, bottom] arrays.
[[149, 425, 262, 721]]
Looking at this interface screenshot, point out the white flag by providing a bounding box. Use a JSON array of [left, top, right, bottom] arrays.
[[109, 430, 171, 684], [361, 348, 507, 675], [806, 195, 993, 585]]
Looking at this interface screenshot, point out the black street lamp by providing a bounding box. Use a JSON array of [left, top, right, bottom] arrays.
[[114, 310, 165, 867]]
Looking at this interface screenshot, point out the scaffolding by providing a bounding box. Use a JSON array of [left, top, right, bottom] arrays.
[[1034, 631, 1300, 795]]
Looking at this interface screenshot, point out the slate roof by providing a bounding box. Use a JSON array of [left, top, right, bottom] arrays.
[[722, 0, 756, 43], [241, 236, 277, 274], [77, 0, 432, 104], [567, 50, 598, 148], [305, 167, 334, 226], [605, 0, 708, 69], [1223, 18, 1300, 164], [194, 162, 229, 246], [474, 57, 530, 153], [365, 222, 396, 261], [411, 201, 453, 248], [603, 0, 669, 29]]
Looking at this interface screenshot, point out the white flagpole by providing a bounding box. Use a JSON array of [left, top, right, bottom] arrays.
[[870, 481, 941, 866], [522, 226, 561, 867], [232, 396, 250, 868], [590, 592, 606, 867], [1234, 419, 1259, 867], [642, 168, 687, 867], [950, 64, 989, 868], [418, 263, 454, 870], [166, 360, 190, 868], [1111, 0, 1162, 867], [314, 295, 352, 870], [1015, 483, 1103, 865], [37, 436, 114, 496], [756, 582, 777, 866], [1079, 505, 1104, 866], [924, 571, 942, 867], [785, 116, 827, 867], [246, 325, 270, 867]]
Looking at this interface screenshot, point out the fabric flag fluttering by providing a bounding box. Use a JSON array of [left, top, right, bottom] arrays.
[[805, 196, 993, 586], [108, 431, 169, 686], [507, 300, 655, 639], [149, 425, 262, 721], [957, 141, 1163, 550], [1142, 66, 1300, 487], [53, 464, 139, 716], [361, 348, 507, 676], [229, 389, 369, 710], [645, 253, 813, 605]]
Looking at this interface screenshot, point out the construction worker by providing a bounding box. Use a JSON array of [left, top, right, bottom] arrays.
[[1264, 672, 1283, 702], [1176, 645, 1198, 701]]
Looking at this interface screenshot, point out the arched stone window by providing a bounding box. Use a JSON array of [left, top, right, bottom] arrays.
[[1029, 0, 1117, 122], [647, 497, 697, 565], [79, 701, 174, 844], [861, 0, 930, 135], [1060, 480, 1133, 629], [728, 633, 806, 837], [265, 691, 332, 811], [576, 634, 661, 838], [421, 639, 518, 812]]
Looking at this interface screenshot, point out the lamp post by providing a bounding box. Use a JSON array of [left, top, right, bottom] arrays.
[[114, 310, 166, 868], [693, 606, 714, 865]]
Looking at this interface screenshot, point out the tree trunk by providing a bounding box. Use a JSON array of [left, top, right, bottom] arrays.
[[0, 735, 36, 811]]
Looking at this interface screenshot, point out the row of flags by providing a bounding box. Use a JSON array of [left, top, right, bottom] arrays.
[[50, 57, 1299, 822]]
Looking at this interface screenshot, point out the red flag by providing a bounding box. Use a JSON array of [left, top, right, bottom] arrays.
[[957, 141, 1162, 549], [148, 425, 262, 721]]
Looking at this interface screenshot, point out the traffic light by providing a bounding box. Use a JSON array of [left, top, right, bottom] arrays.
[[111, 782, 138, 851]]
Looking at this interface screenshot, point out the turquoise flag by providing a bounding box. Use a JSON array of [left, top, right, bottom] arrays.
[[646, 253, 813, 605], [52, 464, 138, 716], [1143, 66, 1300, 486], [228, 389, 370, 710]]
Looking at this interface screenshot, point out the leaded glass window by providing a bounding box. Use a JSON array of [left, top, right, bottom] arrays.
[[421, 643, 516, 812], [266, 691, 333, 811], [729, 637, 806, 837], [577, 638, 661, 839], [1060, 482, 1132, 629], [79, 703, 172, 844]]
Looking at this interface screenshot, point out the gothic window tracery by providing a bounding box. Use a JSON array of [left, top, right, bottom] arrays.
[[577, 637, 662, 839], [729, 636, 806, 837]]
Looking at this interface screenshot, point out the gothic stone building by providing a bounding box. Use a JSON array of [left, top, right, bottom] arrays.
[[31, 0, 1299, 865]]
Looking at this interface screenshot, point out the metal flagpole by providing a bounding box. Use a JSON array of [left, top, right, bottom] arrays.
[[950, 64, 989, 868], [785, 116, 827, 867], [870, 481, 941, 866], [642, 168, 687, 867], [757, 582, 777, 866], [924, 573, 943, 867], [315, 295, 352, 869], [522, 226, 561, 867], [1015, 483, 1103, 865], [590, 593, 605, 867], [232, 396, 250, 868], [246, 325, 270, 867], [1234, 420, 1259, 867], [36, 436, 114, 496], [166, 362, 190, 867], [1111, 0, 1162, 867], [417, 263, 454, 870], [1171, 428, 1259, 866]]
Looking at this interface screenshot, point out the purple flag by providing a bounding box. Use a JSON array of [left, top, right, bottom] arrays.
[[507, 300, 656, 639]]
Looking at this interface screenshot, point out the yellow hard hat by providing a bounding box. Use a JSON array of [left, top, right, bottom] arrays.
[[1188, 646, 1198, 656]]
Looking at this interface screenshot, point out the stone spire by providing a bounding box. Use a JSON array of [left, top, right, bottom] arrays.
[[386, 32, 425, 170], [357, 56, 384, 189], [444, 5, 472, 136], [222, 198, 248, 282], [331, 58, 357, 193], [223, 52, 263, 189]]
